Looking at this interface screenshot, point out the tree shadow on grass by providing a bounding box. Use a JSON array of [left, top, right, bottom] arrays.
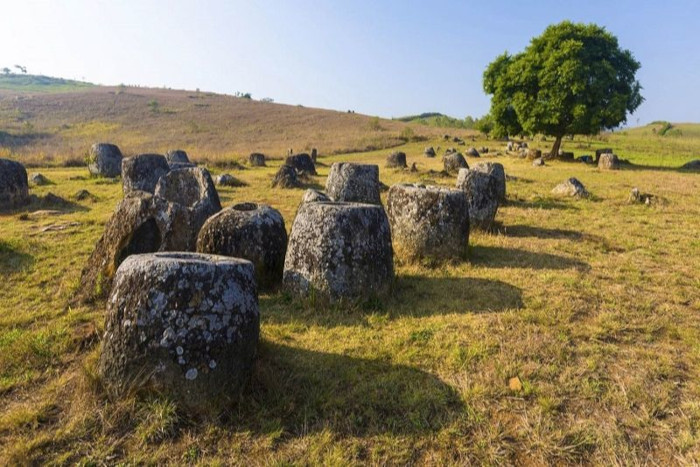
[[0, 240, 34, 274], [261, 276, 522, 328], [230, 340, 464, 437], [470, 245, 590, 271]]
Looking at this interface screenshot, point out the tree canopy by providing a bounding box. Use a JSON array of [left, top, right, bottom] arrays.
[[483, 21, 643, 157]]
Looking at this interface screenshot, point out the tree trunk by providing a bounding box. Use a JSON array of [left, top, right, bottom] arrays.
[[548, 135, 563, 160]]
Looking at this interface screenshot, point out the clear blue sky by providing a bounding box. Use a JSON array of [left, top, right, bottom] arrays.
[[2, 0, 699, 124]]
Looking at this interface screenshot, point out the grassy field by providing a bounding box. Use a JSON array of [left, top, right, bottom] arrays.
[[0, 128, 699, 464]]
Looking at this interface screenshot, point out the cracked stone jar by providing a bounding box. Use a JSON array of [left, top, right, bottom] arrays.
[[98, 252, 259, 415]]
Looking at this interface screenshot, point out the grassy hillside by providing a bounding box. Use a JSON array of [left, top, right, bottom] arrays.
[[1, 134, 699, 463], [0, 82, 456, 166], [0, 73, 94, 93]]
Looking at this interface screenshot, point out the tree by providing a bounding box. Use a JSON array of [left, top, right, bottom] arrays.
[[14, 64, 27, 74], [483, 21, 643, 157], [2, 67, 10, 75]]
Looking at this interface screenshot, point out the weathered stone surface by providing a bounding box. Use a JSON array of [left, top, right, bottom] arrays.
[[472, 162, 506, 201], [532, 158, 545, 167], [88, 143, 123, 177], [479, 147, 489, 154], [466, 147, 480, 158], [682, 159, 700, 171], [155, 167, 222, 235], [216, 174, 245, 187], [30, 173, 49, 186], [552, 177, 589, 198], [122, 154, 171, 195], [507, 141, 515, 151], [445, 147, 456, 154], [283, 202, 394, 302], [387, 183, 469, 261], [578, 155, 594, 164], [301, 189, 330, 204], [165, 149, 190, 164], [249, 153, 266, 167], [325, 162, 380, 204], [310, 148, 318, 162], [629, 187, 655, 205], [424, 146, 436, 158], [456, 169, 500, 230], [77, 192, 196, 303], [197, 203, 287, 290], [168, 162, 197, 170], [386, 151, 407, 168], [598, 153, 620, 170], [285, 153, 317, 175], [595, 148, 613, 163], [98, 252, 259, 415], [526, 149, 542, 160], [0, 159, 29, 209], [272, 165, 301, 188], [443, 153, 468, 173]]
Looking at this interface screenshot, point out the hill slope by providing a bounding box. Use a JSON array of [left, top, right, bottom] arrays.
[[0, 76, 460, 165]]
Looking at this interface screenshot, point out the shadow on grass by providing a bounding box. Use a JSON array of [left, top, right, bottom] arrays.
[[505, 197, 577, 211], [470, 245, 590, 271], [0, 240, 34, 274], [231, 340, 464, 436], [25, 193, 89, 214], [261, 276, 522, 329], [503, 224, 583, 240]]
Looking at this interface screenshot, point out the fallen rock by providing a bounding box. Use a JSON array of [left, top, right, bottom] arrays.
[[30, 173, 50, 186], [558, 151, 575, 161], [98, 252, 259, 416], [74, 189, 95, 201], [285, 153, 317, 175], [532, 157, 545, 167], [629, 187, 655, 205], [443, 153, 468, 173], [478, 147, 489, 154], [283, 201, 394, 302], [578, 155, 594, 164], [122, 154, 171, 194], [0, 158, 29, 209], [424, 147, 436, 158], [77, 192, 196, 302], [526, 149, 542, 160], [272, 165, 301, 188], [216, 174, 246, 187], [410, 162, 418, 172], [456, 169, 500, 230], [155, 167, 222, 235], [197, 203, 287, 290], [249, 153, 266, 167], [595, 148, 613, 163], [598, 153, 620, 170], [386, 151, 407, 169], [387, 183, 469, 261], [325, 162, 381, 204], [88, 143, 123, 178], [466, 147, 480, 158], [472, 162, 506, 201], [552, 178, 589, 198]]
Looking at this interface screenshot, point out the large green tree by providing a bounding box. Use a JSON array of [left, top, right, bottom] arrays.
[[483, 21, 643, 157]]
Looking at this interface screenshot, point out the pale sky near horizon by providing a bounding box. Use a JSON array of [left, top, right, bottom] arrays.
[[1, 0, 698, 125]]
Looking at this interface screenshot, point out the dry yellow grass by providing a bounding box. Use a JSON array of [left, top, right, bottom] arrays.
[[1, 129, 699, 464], [0, 85, 466, 166]]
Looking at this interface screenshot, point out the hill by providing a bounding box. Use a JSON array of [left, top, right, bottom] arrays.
[[0, 73, 94, 93], [396, 112, 475, 129], [0, 75, 463, 166]]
